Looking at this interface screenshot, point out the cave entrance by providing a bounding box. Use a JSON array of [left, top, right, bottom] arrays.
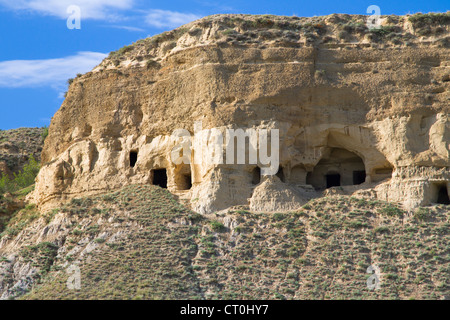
[[276, 166, 285, 182], [353, 170, 366, 185], [182, 174, 192, 190], [152, 169, 167, 189], [130, 151, 138, 168], [436, 184, 450, 205], [174, 165, 192, 190], [176, 173, 192, 190], [326, 173, 341, 188], [252, 167, 261, 185], [307, 148, 366, 190]]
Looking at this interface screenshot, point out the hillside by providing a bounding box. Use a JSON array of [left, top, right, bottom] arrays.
[[0, 128, 46, 177], [0, 184, 448, 300], [0, 128, 45, 235]]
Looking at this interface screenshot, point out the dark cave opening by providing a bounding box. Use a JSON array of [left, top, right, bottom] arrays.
[[252, 167, 261, 185], [130, 151, 138, 168], [437, 185, 450, 205], [326, 173, 341, 188], [353, 170, 366, 185], [152, 169, 168, 189]]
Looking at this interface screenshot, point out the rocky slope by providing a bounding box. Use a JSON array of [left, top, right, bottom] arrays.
[[0, 128, 45, 178], [0, 128, 45, 231], [31, 13, 449, 214], [0, 184, 448, 300]]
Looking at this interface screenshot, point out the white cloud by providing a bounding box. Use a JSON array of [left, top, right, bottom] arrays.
[[106, 25, 146, 32], [145, 9, 200, 29], [0, 1, 202, 29], [0, 0, 134, 20], [0, 51, 107, 89]]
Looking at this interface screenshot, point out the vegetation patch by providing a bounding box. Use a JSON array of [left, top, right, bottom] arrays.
[[3, 190, 445, 300], [409, 12, 450, 28]]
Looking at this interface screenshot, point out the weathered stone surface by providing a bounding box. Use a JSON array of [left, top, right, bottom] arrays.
[[30, 14, 450, 213]]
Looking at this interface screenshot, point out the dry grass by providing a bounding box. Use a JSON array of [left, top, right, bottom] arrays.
[[4, 185, 445, 300]]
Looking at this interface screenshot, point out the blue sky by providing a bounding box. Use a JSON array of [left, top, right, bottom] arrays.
[[0, 0, 448, 130]]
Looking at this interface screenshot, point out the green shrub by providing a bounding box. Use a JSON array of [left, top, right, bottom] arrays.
[[369, 26, 396, 37], [414, 207, 432, 221], [272, 213, 286, 221], [374, 226, 390, 234], [378, 205, 404, 217], [44, 209, 59, 224], [146, 59, 159, 70], [72, 229, 83, 236], [0, 167, 38, 194], [409, 12, 450, 28], [12, 155, 40, 190], [20, 242, 59, 274], [41, 126, 49, 142], [0, 174, 13, 193], [110, 45, 133, 58], [255, 17, 274, 28], [343, 22, 367, 33], [315, 69, 326, 77], [210, 221, 225, 232]]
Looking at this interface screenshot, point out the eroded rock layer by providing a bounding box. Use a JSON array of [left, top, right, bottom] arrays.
[[31, 13, 450, 213]]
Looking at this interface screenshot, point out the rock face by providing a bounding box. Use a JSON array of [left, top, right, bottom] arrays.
[[30, 13, 450, 213]]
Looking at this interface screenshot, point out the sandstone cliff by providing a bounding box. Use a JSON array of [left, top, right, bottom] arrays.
[[31, 13, 450, 213]]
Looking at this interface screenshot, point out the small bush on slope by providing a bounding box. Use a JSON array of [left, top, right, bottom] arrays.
[[0, 155, 40, 194]]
